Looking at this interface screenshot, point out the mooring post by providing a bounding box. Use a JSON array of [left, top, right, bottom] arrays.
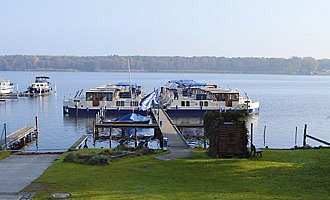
[[263, 125, 266, 147], [303, 124, 307, 147], [250, 123, 253, 150], [135, 128, 138, 148], [109, 127, 112, 149], [35, 116, 38, 149], [4, 123, 7, 150], [295, 126, 298, 147]]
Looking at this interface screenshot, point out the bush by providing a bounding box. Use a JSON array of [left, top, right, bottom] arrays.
[[63, 152, 110, 166], [86, 155, 110, 165]]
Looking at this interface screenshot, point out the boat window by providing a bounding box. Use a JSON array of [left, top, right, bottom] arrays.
[[86, 93, 93, 101], [204, 101, 208, 107], [196, 94, 206, 100], [186, 101, 190, 107], [232, 93, 239, 101], [119, 92, 131, 98], [130, 101, 138, 107], [214, 93, 227, 101], [116, 101, 125, 107], [86, 92, 113, 101], [200, 101, 204, 107], [181, 101, 185, 107]]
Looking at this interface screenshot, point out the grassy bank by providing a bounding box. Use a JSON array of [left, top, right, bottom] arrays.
[[26, 148, 330, 199], [0, 151, 9, 160]]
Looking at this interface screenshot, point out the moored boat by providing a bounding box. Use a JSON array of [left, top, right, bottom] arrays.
[[63, 82, 146, 116], [0, 78, 17, 99], [27, 76, 52, 96], [159, 80, 259, 117], [0, 79, 14, 95]]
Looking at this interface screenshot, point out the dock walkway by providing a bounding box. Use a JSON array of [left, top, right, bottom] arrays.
[[0, 126, 36, 150], [152, 108, 193, 160]]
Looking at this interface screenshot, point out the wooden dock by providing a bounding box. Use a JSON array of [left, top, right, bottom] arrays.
[[152, 109, 188, 147], [0, 125, 37, 150], [94, 123, 158, 129], [70, 135, 89, 149]]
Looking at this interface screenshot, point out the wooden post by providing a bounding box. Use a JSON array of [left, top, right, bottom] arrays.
[[295, 126, 297, 147], [303, 124, 307, 147], [4, 123, 7, 150], [250, 123, 253, 148], [263, 125, 266, 147], [135, 128, 138, 148], [35, 116, 38, 149], [109, 127, 112, 149]]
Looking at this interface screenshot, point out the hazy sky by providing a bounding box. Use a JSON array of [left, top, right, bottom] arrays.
[[1, 0, 330, 58]]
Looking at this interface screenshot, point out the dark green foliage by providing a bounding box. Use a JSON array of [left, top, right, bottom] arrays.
[[85, 155, 110, 165], [0, 55, 325, 75], [63, 147, 154, 165], [63, 152, 109, 166]]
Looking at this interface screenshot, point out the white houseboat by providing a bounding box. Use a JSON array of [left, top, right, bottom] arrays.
[[27, 76, 52, 96], [159, 80, 259, 117], [0, 79, 14, 95], [63, 82, 145, 116]]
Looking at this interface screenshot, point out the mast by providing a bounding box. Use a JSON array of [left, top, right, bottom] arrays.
[[127, 59, 134, 113]]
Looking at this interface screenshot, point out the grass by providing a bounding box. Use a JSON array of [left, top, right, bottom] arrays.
[[0, 151, 9, 160], [26, 148, 330, 199]]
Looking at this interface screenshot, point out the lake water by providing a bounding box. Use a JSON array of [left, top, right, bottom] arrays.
[[1, 71, 330, 150]]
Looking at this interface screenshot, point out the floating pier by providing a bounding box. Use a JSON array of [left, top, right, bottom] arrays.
[[0, 125, 37, 150], [0, 93, 18, 99], [70, 135, 89, 149]]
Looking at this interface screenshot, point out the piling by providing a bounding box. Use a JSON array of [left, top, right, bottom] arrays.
[[250, 123, 253, 148], [263, 125, 266, 147], [35, 116, 38, 149], [109, 127, 112, 149], [303, 124, 307, 147], [295, 126, 297, 147], [135, 128, 138, 148], [4, 123, 7, 150]]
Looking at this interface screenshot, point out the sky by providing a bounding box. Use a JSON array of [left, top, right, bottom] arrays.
[[1, 0, 330, 58]]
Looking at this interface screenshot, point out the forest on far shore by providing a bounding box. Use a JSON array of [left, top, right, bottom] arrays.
[[2, 55, 330, 75]]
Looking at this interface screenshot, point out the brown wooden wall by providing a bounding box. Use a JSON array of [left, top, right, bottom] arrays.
[[209, 122, 248, 158]]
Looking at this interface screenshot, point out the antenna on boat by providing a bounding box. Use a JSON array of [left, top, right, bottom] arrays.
[[127, 58, 134, 113], [54, 84, 57, 94], [244, 91, 250, 100]]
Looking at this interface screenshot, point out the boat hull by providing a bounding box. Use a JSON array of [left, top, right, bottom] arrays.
[[63, 106, 148, 117], [165, 107, 259, 117]]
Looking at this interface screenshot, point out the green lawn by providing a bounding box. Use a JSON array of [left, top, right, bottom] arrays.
[[0, 151, 9, 160], [26, 148, 330, 200]]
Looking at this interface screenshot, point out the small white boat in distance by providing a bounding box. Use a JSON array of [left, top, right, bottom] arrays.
[[0, 79, 14, 94], [27, 76, 52, 96]]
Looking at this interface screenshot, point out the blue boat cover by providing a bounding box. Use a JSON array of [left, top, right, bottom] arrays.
[[169, 80, 206, 87], [114, 113, 150, 123], [116, 82, 137, 87]]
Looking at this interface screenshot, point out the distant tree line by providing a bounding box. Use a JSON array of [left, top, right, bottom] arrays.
[[1, 55, 330, 75]]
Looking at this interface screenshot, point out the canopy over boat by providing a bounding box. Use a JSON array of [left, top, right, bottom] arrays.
[[116, 82, 137, 87], [169, 80, 206, 87], [114, 113, 150, 123]]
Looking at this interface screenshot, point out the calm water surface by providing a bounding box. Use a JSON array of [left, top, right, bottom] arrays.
[[1, 71, 330, 150]]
